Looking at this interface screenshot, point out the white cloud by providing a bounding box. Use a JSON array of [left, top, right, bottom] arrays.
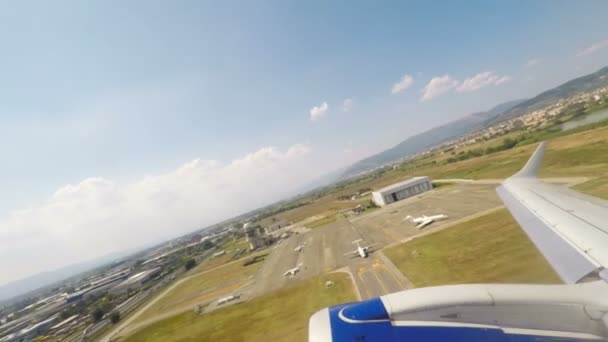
[[342, 140, 354, 154], [525, 58, 541, 68], [0, 144, 315, 285], [495, 75, 511, 85], [456, 71, 511, 92], [420, 75, 459, 101], [576, 39, 608, 57], [341, 98, 354, 112], [309, 102, 328, 121], [391, 74, 414, 94]]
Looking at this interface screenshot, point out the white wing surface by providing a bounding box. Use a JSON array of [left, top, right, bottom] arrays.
[[497, 142, 608, 283]]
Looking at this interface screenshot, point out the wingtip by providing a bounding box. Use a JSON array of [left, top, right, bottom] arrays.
[[512, 142, 546, 178]]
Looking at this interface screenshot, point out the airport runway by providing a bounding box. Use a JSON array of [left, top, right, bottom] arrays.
[[250, 219, 366, 295], [250, 218, 408, 300], [349, 254, 406, 299]]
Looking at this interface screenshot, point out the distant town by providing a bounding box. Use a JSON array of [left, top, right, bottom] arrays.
[[0, 226, 261, 341], [433, 86, 608, 153]]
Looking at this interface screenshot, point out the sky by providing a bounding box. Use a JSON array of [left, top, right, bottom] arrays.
[[1, 0, 608, 286]]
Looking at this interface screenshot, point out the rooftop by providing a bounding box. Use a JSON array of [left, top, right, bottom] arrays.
[[373, 176, 429, 195], [50, 315, 78, 331], [118, 267, 161, 287]]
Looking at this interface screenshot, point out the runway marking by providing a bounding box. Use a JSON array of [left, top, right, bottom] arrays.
[[375, 263, 405, 291], [356, 267, 372, 299], [371, 268, 390, 295], [374, 256, 407, 290], [384, 265, 406, 289]]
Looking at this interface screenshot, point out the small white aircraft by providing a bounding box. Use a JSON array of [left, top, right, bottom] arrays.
[[217, 294, 240, 305], [404, 214, 448, 229], [344, 239, 378, 258], [294, 242, 307, 252], [283, 263, 303, 276]]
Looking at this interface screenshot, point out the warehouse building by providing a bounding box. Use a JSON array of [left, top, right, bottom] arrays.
[[264, 220, 289, 234], [110, 267, 161, 296], [245, 225, 272, 250], [371, 176, 432, 207]]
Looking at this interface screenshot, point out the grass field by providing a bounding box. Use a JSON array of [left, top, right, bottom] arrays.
[[305, 214, 341, 228], [133, 257, 264, 324], [257, 197, 369, 227], [190, 253, 233, 274], [220, 237, 250, 251], [125, 272, 356, 342], [384, 209, 561, 287], [573, 175, 608, 200], [539, 128, 608, 178], [189, 243, 255, 275]]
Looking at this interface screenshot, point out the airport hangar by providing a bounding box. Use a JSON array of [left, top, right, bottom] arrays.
[[371, 176, 432, 207]]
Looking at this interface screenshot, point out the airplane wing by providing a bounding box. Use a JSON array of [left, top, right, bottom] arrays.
[[363, 243, 380, 251], [343, 250, 358, 257], [416, 218, 433, 229], [496, 142, 608, 283]]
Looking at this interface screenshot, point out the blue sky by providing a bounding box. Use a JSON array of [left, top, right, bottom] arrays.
[[1, 1, 608, 285]]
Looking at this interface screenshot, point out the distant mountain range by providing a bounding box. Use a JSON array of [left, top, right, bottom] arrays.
[[341, 66, 608, 178], [488, 66, 608, 125], [340, 99, 525, 178], [0, 249, 138, 307]]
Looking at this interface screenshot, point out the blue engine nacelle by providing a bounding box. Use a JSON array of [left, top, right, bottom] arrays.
[[309, 283, 608, 342]]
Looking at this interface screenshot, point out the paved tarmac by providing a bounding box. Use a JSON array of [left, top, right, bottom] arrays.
[[251, 219, 362, 296], [349, 253, 405, 299], [250, 184, 504, 300], [250, 219, 409, 301], [351, 184, 503, 245]]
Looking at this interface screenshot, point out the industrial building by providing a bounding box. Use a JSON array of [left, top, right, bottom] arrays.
[[244, 224, 273, 250], [110, 267, 161, 296], [264, 220, 289, 234], [371, 176, 432, 207]]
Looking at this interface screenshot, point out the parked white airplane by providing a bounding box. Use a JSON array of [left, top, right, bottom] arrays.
[[283, 263, 303, 276], [344, 239, 377, 258], [294, 242, 307, 252], [404, 213, 448, 229], [217, 294, 240, 305]]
